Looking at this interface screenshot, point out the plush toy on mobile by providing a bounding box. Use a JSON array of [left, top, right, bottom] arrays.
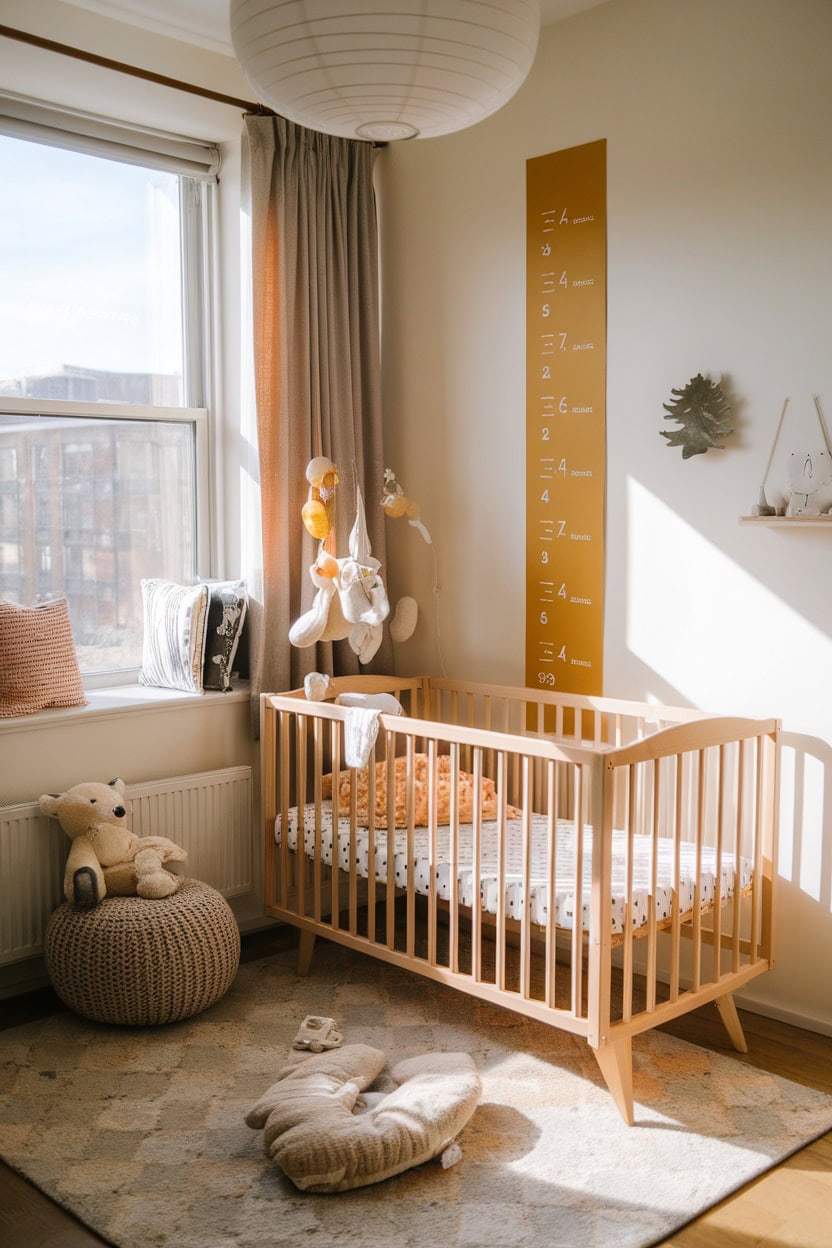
[[301, 456, 339, 542]]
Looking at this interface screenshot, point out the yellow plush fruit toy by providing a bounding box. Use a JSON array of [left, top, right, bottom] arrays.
[[302, 456, 339, 540]]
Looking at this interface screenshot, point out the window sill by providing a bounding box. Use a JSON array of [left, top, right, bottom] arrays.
[[0, 682, 251, 735]]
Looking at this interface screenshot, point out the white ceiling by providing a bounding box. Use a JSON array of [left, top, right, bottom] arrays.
[[62, 1, 608, 57]]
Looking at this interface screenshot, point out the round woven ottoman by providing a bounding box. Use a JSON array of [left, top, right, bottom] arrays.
[[44, 878, 241, 1026]]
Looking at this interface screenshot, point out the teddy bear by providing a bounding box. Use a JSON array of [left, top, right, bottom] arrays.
[[39, 778, 187, 909]]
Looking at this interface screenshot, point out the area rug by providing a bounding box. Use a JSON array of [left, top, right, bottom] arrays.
[[1, 942, 831, 1248]]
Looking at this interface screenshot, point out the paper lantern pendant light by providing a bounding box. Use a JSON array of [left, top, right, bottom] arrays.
[[230, 1, 541, 141]]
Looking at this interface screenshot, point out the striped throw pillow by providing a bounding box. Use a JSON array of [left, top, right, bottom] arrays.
[[138, 579, 210, 694]]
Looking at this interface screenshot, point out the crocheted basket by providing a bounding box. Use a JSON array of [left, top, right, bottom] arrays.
[[44, 878, 241, 1026]]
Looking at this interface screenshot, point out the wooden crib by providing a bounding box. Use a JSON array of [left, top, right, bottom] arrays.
[[260, 676, 779, 1124]]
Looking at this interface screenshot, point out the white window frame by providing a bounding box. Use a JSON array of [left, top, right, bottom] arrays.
[[0, 95, 219, 687]]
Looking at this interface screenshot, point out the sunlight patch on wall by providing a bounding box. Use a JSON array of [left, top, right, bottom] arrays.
[[625, 477, 832, 721], [626, 478, 832, 903]]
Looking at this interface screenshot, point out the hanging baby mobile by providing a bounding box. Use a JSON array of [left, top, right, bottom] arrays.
[[289, 457, 390, 664], [289, 460, 434, 661]]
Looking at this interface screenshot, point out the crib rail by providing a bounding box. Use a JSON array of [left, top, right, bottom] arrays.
[[261, 679, 779, 1123]]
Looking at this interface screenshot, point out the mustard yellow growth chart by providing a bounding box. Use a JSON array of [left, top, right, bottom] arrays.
[[525, 139, 606, 696]]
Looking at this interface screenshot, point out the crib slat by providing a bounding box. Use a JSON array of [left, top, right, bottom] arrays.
[[385, 729, 396, 949], [646, 759, 659, 1013], [586, 751, 614, 1048], [367, 741, 377, 942], [692, 749, 705, 991], [713, 744, 726, 983], [295, 715, 307, 917], [464, 693, 475, 773], [751, 736, 764, 964], [330, 721, 341, 932], [760, 730, 779, 962], [348, 754, 358, 935], [732, 739, 745, 974], [622, 765, 635, 1024], [405, 737, 416, 960], [571, 763, 584, 1017], [496, 750, 507, 992], [669, 753, 683, 1002], [262, 698, 277, 912], [278, 710, 291, 911], [472, 748, 484, 984], [449, 743, 460, 975], [545, 760, 558, 1009], [520, 756, 532, 1002]]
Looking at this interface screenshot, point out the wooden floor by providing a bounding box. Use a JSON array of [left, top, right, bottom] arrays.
[[1, 928, 830, 1248]]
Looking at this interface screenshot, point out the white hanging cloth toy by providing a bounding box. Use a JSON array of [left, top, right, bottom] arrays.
[[289, 459, 390, 664]]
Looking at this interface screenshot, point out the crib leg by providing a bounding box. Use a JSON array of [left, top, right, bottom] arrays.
[[297, 930, 317, 977], [715, 992, 749, 1054], [592, 1037, 634, 1125]]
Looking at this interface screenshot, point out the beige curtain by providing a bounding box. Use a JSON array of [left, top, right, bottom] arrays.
[[243, 114, 392, 728]]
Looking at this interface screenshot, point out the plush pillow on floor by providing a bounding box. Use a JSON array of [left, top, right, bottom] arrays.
[[245, 1044, 481, 1192], [0, 598, 86, 717], [138, 579, 210, 694], [202, 579, 248, 692]]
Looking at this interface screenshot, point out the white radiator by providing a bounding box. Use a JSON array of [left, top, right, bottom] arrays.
[[0, 766, 253, 966]]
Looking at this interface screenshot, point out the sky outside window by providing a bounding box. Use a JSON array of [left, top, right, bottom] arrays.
[[0, 135, 184, 400]]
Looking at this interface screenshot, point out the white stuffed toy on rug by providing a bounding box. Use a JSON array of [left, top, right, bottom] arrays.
[[245, 1043, 481, 1192]]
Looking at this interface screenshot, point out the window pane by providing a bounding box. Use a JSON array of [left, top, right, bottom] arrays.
[[0, 414, 197, 673], [0, 136, 184, 405]]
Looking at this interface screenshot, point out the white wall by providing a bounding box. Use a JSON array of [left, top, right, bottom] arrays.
[[379, 0, 832, 1032]]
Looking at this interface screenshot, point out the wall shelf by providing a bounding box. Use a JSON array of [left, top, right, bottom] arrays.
[[738, 515, 832, 527]]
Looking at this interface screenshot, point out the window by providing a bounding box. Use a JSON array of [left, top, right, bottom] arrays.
[[0, 98, 217, 679]]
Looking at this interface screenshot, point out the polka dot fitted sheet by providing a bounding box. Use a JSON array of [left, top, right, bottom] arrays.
[[275, 803, 753, 936]]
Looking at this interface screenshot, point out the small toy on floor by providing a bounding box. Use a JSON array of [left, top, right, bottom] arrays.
[[292, 1015, 344, 1053]]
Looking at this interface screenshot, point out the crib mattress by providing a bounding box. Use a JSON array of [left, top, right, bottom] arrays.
[[276, 803, 752, 936]]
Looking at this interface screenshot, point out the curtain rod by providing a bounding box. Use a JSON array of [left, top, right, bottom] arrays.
[[0, 22, 274, 115]]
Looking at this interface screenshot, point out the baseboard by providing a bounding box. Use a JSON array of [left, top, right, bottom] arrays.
[[734, 991, 832, 1039], [0, 956, 50, 1001]]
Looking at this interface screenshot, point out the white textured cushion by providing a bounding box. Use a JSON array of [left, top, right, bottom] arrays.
[[245, 1044, 481, 1192], [138, 579, 209, 694]]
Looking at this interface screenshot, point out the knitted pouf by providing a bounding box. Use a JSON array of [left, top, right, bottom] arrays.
[[44, 878, 241, 1026]]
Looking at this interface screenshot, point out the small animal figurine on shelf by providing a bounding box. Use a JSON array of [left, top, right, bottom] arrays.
[[750, 397, 832, 517]]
